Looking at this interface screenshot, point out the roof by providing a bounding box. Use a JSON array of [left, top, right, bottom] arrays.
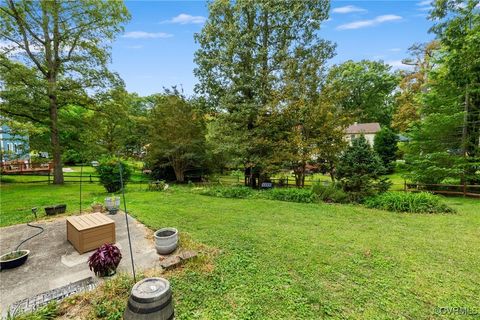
[[346, 122, 381, 134]]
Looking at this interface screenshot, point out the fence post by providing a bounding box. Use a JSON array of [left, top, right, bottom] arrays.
[[47, 172, 50, 185], [90, 174, 92, 183], [286, 177, 289, 187], [404, 180, 407, 192], [463, 181, 466, 197]]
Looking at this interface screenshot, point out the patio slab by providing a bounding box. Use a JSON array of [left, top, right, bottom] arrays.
[[0, 212, 160, 315]]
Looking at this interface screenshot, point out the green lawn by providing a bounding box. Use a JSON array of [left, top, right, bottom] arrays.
[[1, 182, 479, 319]]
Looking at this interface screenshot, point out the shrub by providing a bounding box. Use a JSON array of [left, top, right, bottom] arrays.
[[88, 244, 122, 277], [96, 158, 131, 193], [263, 188, 317, 203], [337, 135, 388, 202], [311, 183, 349, 203], [365, 192, 454, 213], [201, 186, 253, 198]]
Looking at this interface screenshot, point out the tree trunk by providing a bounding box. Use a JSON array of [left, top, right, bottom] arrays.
[[49, 95, 64, 184], [329, 163, 336, 182]]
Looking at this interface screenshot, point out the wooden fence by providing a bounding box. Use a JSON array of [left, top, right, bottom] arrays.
[[405, 182, 480, 198]]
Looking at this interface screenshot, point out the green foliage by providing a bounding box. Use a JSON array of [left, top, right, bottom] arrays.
[[337, 135, 389, 202], [195, 0, 334, 185], [96, 158, 131, 193], [374, 127, 399, 173], [200, 186, 317, 203], [201, 186, 254, 199], [311, 183, 349, 203], [263, 188, 317, 203], [146, 92, 206, 182], [365, 192, 455, 214], [323, 60, 398, 125], [402, 1, 480, 185], [0, 0, 130, 184]]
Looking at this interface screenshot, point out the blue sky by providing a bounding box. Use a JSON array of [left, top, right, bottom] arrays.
[[111, 0, 435, 96]]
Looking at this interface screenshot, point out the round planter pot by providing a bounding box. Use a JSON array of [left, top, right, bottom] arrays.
[[154, 228, 178, 255], [0, 250, 30, 270], [105, 197, 120, 214]]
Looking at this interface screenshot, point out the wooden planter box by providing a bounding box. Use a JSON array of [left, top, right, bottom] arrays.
[[66, 213, 116, 254]]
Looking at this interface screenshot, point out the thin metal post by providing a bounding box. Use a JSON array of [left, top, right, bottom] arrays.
[[80, 164, 83, 214], [119, 163, 136, 282]]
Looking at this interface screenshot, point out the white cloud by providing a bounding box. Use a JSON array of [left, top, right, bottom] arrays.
[[125, 45, 143, 49], [162, 13, 206, 24], [122, 31, 173, 39], [387, 60, 413, 70], [332, 5, 367, 14], [337, 14, 402, 30], [417, 0, 431, 6], [417, 6, 433, 11]]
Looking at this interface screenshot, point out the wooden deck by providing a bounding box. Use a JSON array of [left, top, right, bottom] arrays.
[[0, 161, 53, 174]]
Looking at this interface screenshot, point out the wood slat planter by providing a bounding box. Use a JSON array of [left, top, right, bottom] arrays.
[[66, 213, 116, 254]]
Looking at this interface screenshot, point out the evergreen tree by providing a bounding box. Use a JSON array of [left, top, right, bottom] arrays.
[[337, 135, 389, 202], [374, 127, 399, 173]]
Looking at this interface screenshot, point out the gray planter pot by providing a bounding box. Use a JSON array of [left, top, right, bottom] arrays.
[[154, 228, 178, 255], [105, 197, 120, 214]]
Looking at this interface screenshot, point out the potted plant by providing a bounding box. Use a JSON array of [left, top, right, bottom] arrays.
[[91, 199, 103, 212], [105, 195, 120, 214], [0, 250, 30, 270], [154, 228, 179, 255], [88, 244, 122, 277]]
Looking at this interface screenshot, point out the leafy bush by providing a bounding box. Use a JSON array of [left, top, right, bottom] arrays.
[[96, 158, 131, 193], [88, 244, 122, 277], [365, 192, 454, 213], [201, 186, 253, 198], [311, 183, 348, 203], [263, 188, 317, 203]]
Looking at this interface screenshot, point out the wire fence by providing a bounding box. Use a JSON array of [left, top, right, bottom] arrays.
[[2, 172, 478, 198]]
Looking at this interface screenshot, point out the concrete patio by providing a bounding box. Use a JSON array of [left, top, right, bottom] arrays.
[[0, 212, 161, 315]]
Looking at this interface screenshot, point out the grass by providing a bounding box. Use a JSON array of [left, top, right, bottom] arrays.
[[1, 180, 479, 319]]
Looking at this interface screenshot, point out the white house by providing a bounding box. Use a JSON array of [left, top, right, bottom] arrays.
[[345, 122, 381, 146]]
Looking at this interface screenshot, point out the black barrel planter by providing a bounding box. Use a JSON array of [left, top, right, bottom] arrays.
[[124, 277, 174, 320], [45, 204, 67, 215], [0, 250, 29, 271]]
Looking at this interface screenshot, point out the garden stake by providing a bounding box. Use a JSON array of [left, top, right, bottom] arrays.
[[119, 163, 136, 282], [79, 164, 83, 214]]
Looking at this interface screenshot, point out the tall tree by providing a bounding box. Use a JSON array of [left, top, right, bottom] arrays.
[[392, 41, 440, 132], [274, 46, 346, 186], [146, 93, 206, 183], [322, 60, 398, 126], [430, 0, 480, 183], [0, 0, 130, 183], [194, 0, 334, 187]]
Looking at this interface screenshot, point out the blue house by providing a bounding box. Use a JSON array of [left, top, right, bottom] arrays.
[[0, 124, 30, 162]]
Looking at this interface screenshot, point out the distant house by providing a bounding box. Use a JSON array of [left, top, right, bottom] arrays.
[[0, 124, 30, 162], [345, 122, 381, 146]]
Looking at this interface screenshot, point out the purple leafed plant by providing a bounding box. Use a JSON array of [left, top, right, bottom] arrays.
[[88, 243, 122, 277]]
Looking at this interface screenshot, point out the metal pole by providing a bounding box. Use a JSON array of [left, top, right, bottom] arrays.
[[119, 163, 136, 282], [80, 164, 83, 214]]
